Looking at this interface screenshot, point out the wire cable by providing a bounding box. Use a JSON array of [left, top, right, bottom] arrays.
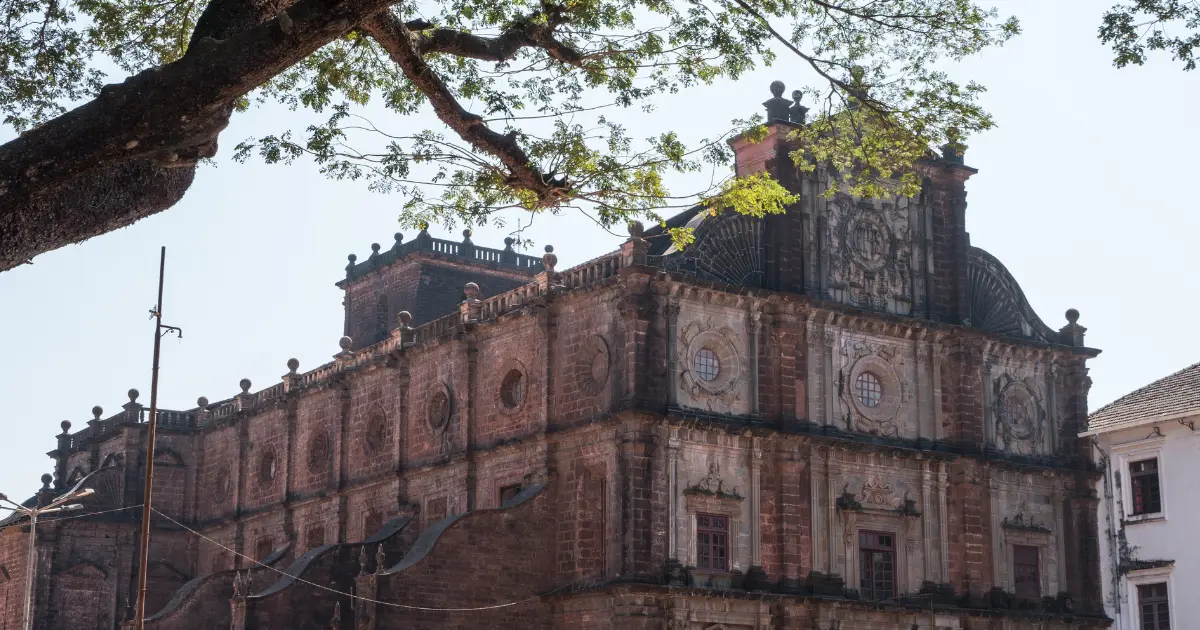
[[150, 507, 573, 612], [0, 504, 145, 534]]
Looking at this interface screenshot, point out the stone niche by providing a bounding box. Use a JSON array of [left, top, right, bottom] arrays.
[[985, 353, 1055, 457], [834, 332, 926, 440], [823, 194, 925, 317], [674, 302, 752, 416]]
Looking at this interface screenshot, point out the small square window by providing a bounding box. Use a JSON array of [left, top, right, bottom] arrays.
[[696, 514, 729, 571], [1138, 582, 1170, 630], [1013, 545, 1040, 599], [1130, 458, 1163, 516]]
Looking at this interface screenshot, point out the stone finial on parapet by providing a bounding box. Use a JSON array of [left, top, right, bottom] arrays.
[[375, 544, 386, 574], [789, 90, 809, 125], [537, 245, 564, 292], [122, 388, 142, 422], [89, 406, 103, 428], [392, 310, 416, 348], [460, 228, 475, 258], [1060, 308, 1087, 347], [195, 396, 210, 424], [283, 358, 301, 393], [335, 336, 355, 363], [621, 221, 650, 267], [501, 236, 518, 264], [416, 221, 433, 248], [358, 546, 369, 576], [939, 126, 966, 165], [368, 243, 382, 269], [330, 601, 342, 630], [344, 254, 357, 281], [391, 232, 405, 256], [763, 80, 792, 123], [460, 282, 482, 324], [236, 378, 255, 412]]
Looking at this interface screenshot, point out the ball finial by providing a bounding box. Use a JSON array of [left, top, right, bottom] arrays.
[[370, 243, 381, 254], [60, 420, 72, 433], [791, 90, 802, 103], [287, 358, 300, 373], [91, 406, 103, 420], [40, 474, 52, 489], [347, 254, 357, 264], [339, 336, 353, 351], [1066, 308, 1080, 325], [504, 237, 515, 247], [128, 388, 139, 403], [397, 311, 413, 327], [394, 232, 404, 244], [463, 282, 481, 299], [462, 228, 472, 239], [769, 80, 785, 98], [239, 378, 252, 394], [628, 220, 645, 239], [197, 396, 209, 408]]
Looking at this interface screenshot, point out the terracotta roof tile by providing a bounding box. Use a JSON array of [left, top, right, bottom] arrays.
[[1087, 361, 1200, 432]]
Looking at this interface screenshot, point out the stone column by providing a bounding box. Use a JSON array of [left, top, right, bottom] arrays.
[[666, 298, 681, 408], [745, 440, 767, 589], [749, 308, 761, 415]]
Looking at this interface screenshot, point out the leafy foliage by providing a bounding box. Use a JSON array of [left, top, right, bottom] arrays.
[[1100, 0, 1200, 71], [1, 0, 1019, 247]]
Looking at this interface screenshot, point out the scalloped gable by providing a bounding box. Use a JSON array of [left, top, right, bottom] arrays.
[[966, 246, 1059, 344]]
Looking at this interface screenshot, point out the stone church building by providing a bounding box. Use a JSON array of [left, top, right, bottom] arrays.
[[0, 83, 1108, 629]]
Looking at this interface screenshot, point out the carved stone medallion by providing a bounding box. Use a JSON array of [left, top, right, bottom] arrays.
[[307, 431, 330, 473], [576, 335, 611, 396], [993, 374, 1045, 455], [826, 197, 917, 314], [213, 469, 231, 503], [364, 407, 389, 454], [427, 383, 453, 433], [838, 339, 908, 436], [678, 317, 743, 408]]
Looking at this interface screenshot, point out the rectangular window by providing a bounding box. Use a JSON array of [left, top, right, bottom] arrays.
[[859, 531, 895, 601], [1138, 583, 1170, 630], [427, 497, 448, 525], [1013, 545, 1041, 599], [1130, 458, 1163, 515], [499, 484, 522, 505], [255, 538, 273, 562], [695, 514, 729, 571]]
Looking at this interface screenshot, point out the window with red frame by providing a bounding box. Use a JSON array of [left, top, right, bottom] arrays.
[[1138, 583, 1170, 630], [696, 514, 729, 571], [1130, 458, 1162, 516], [1013, 545, 1041, 599], [859, 531, 895, 601]]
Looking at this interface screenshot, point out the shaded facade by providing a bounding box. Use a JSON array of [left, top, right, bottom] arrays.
[[0, 83, 1108, 630]]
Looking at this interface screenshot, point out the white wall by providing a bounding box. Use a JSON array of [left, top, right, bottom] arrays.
[[1094, 415, 1200, 629]]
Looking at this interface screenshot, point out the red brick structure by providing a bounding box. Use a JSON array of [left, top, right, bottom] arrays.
[[0, 82, 1109, 630]]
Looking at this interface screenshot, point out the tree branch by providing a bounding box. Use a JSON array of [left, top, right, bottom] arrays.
[[362, 11, 569, 204]]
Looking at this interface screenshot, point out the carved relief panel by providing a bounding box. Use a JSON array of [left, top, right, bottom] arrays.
[[672, 438, 752, 574], [987, 356, 1053, 456], [990, 471, 1064, 597], [823, 195, 924, 316], [675, 304, 751, 416], [835, 335, 917, 439]]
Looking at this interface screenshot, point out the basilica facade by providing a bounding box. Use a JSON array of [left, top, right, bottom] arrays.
[[0, 83, 1108, 630]]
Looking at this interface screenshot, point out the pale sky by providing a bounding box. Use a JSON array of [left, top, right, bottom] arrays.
[[1, 0, 1197, 501]]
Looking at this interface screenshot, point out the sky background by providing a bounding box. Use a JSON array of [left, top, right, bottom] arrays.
[[2, 0, 1197, 501]]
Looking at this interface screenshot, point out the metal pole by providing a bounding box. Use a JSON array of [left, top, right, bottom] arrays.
[[133, 246, 167, 629], [22, 512, 36, 630]]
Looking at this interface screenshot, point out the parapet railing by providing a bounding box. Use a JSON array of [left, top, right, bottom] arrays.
[[60, 245, 634, 443], [341, 229, 544, 283]]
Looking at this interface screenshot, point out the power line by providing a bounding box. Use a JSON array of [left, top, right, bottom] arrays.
[[150, 507, 571, 612], [0, 504, 144, 535]]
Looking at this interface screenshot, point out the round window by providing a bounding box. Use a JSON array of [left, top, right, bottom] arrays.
[[693, 348, 720, 382], [854, 372, 883, 408], [500, 369, 525, 409]]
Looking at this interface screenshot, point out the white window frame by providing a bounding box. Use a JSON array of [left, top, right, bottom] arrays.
[[1125, 565, 1174, 630], [1111, 435, 1167, 523]]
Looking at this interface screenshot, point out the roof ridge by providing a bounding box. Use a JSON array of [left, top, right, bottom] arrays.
[[1088, 359, 1200, 419]]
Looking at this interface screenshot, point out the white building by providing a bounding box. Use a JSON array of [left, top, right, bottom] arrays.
[[1084, 361, 1200, 630]]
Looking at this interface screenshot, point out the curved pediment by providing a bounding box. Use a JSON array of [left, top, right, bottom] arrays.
[[967, 247, 1057, 343]]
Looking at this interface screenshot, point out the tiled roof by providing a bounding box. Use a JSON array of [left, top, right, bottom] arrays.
[[1086, 361, 1200, 433]]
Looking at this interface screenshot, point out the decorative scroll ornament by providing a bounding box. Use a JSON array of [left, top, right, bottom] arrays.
[[685, 460, 742, 499], [576, 335, 611, 396], [993, 373, 1045, 455]]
